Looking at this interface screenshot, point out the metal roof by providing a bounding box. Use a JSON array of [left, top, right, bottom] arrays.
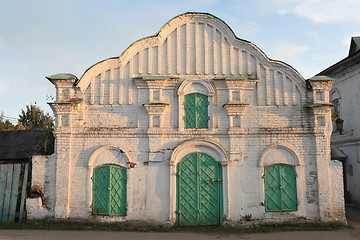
[[307, 75, 336, 81], [46, 73, 78, 85], [349, 37, 360, 56]]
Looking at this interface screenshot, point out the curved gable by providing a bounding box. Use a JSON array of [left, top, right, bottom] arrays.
[[78, 12, 305, 107]]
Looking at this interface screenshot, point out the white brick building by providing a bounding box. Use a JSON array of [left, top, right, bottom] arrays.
[[320, 37, 360, 205], [27, 12, 345, 225]]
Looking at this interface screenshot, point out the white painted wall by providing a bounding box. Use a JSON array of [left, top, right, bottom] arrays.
[[27, 155, 56, 219], [330, 62, 360, 204], [28, 13, 345, 224]]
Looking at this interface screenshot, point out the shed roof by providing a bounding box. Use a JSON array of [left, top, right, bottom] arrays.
[[0, 130, 54, 163]]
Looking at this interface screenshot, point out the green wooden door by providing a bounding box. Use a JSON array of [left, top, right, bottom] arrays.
[[184, 93, 208, 129], [92, 165, 126, 216], [264, 164, 297, 212], [176, 152, 222, 225]]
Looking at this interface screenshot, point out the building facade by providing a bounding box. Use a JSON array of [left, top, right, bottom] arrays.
[[27, 13, 345, 225], [320, 37, 360, 205]]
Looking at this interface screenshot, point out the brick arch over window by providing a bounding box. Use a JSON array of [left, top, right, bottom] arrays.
[[330, 88, 341, 102], [88, 145, 132, 169], [87, 145, 133, 217], [258, 145, 300, 168], [258, 145, 301, 213], [178, 79, 215, 130]]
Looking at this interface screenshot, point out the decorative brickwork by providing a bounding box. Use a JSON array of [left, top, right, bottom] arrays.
[[28, 13, 345, 224]]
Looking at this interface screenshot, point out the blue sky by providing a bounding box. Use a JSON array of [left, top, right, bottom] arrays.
[[0, 0, 359, 121]]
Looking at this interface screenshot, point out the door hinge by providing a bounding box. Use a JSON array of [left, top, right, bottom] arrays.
[[210, 179, 222, 184], [176, 172, 181, 176]]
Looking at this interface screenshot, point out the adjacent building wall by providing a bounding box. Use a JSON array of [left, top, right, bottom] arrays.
[[322, 53, 360, 205]]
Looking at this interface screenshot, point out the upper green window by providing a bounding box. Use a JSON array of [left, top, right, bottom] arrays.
[[184, 93, 208, 129], [264, 164, 297, 212], [92, 164, 127, 216]]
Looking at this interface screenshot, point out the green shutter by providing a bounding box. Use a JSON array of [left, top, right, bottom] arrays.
[[185, 93, 208, 129], [92, 165, 110, 215], [279, 165, 297, 211], [109, 166, 127, 215], [92, 165, 127, 216], [177, 152, 222, 225], [264, 164, 297, 212]]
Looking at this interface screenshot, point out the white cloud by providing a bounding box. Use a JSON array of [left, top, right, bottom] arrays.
[[256, 0, 360, 23], [262, 42, 316, 77], [267, 43, 309, 62], [0, 82, 15, 94]]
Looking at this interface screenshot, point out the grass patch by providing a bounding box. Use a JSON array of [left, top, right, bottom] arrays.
[[0, 220, 348, 233], [173, 221, 347, 233]]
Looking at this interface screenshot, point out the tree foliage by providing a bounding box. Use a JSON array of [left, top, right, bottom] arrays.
[[18, 104, 54, 130], [0, 112, 24, 131]]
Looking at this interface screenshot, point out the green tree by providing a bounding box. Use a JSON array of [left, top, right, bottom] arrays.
[[0, 112, 24, 131], [18, 104, 54, 130]]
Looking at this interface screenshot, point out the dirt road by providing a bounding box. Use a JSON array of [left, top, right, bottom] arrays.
[[0, 228, 359, 240], [0, 207, 359, 240]]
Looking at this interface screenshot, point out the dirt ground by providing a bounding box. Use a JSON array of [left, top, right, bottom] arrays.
[[0, 207, 359, 240]]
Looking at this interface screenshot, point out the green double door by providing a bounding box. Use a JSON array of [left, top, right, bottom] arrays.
[[92, 165, 127, 216], [176, 152, 222, 226], [264, 164, 297, 212]]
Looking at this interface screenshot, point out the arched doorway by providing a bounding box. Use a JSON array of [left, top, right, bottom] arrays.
[[176, 152, 222, 225], [88, 145, 132, 217]]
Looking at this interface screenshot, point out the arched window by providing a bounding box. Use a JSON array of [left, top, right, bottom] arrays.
[[178, 79, 215, 131], [92, 164, 127, 216], [184, 93, 208, 129], [264, 164, 297, 212], [330, 89, 342, 132]]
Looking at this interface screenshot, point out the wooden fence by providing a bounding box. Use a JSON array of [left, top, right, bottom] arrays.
[[0, 163, 29, 222]]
